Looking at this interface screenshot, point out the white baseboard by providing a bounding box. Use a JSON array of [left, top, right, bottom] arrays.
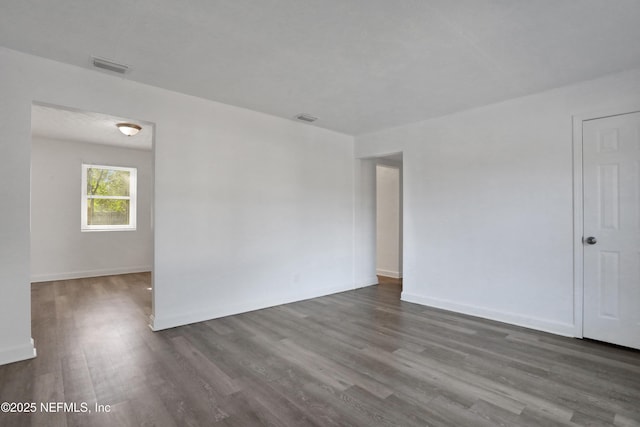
[[0, 338, 37, 366], [31, 265, 152, 283], [150, 283, 355, 331], [401, 292, 576, 337], [376, 269, 402, 279], [355, 276, 379, 289]]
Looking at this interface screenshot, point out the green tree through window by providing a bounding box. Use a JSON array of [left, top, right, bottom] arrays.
[[82, 164, 137, 231]]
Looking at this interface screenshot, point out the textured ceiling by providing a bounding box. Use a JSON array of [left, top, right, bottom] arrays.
[[4, 0, 640, 135], [31, 104, 153, 150]]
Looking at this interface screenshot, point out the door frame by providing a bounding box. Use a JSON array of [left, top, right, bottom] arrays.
[[353, 152, 404, 289], [572, 103, 640, 338]]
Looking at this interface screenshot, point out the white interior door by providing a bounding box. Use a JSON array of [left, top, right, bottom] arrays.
[[583, 111, 640, 350]]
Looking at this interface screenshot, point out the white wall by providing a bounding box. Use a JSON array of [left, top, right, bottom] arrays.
[[30, 137, 153, 281], [356, 67, 640, 336], [376, 164, 401, 278], [353, 159, 378, 287], [0, 47, 355, 365]]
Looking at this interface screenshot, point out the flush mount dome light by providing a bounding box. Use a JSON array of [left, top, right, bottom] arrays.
[[116, 123, 142, 136]]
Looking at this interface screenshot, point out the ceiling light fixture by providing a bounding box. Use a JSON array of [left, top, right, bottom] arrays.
[[116, 123, 142, 136]]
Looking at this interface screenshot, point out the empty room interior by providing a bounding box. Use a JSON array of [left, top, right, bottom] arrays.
[[1, 1, 639, 426]]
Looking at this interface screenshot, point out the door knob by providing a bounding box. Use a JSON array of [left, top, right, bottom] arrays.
[[584, 236, 597, 245]]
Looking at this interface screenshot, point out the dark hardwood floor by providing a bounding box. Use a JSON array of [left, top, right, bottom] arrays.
[[377, 275, 402, 290], [1, 273, 639, 426]]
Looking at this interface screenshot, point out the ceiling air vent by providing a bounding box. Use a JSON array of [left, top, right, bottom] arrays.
[[295, 113, 318, 123], [91, 56, 129, 74]]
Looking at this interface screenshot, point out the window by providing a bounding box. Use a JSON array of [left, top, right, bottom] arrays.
[[81, 164, 137, 231]]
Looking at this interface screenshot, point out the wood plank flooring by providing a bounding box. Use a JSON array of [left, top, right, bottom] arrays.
[[1, 273, 639, 426]]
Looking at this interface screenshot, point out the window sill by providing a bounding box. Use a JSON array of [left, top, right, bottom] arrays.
[[81, 227, 137, 232]]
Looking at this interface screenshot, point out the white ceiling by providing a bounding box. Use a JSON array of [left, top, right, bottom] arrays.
[[31, 104, 153, 150], [4, 1, 640, 135]]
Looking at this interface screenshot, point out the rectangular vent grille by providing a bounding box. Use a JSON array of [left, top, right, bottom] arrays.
[[295, 113, 318, 123], [92, 57, 129, 74]]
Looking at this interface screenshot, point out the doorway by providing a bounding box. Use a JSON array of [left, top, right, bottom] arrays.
[[376, 157, 403, 291], [30, 103, 155, 331], [574, 108, 640, 350], [353, 153, 404, 294]]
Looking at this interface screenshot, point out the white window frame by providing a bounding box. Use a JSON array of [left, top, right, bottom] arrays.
[[81, 164, 137, 232]]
